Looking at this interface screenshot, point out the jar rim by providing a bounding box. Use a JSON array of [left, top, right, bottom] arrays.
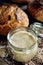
[[7, 27, 37, 51]]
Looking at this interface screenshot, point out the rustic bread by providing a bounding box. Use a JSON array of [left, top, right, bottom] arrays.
[[28, 2, 43, 22], [0, 3, 29, 36]]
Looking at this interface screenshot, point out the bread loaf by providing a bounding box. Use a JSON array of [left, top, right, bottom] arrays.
[[0, 3, 29, 35], [28, 2, 43, 22]]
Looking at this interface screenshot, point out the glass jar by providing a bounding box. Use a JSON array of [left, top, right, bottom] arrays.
[[7, 27, 38, 63], [30, 22, 43, 48]]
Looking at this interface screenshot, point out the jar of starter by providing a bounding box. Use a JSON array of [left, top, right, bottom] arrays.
[[7, 27, 38, 63], [30, 22, 43, 48]]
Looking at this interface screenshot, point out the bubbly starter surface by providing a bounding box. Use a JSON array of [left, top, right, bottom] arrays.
[[10, 31, 35, 48]]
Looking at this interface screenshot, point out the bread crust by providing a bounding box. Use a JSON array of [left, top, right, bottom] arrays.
[[0, 3, 29, 35], [28, 3, 43, 22]]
